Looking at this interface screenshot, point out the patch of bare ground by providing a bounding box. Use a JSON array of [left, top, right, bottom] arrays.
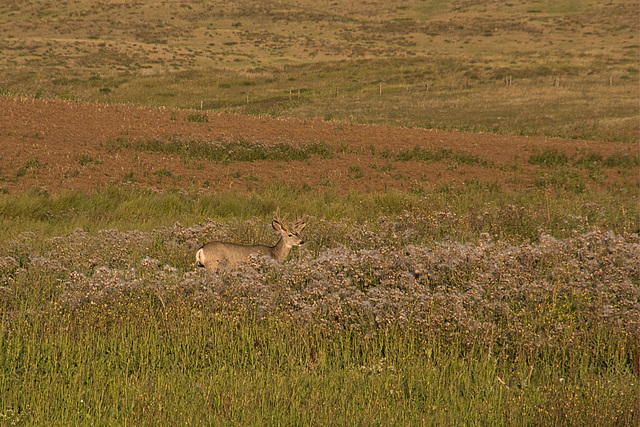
[[0, 95, 634, 194]]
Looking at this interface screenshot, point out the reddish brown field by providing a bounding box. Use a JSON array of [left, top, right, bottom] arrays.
[[0, 95, 633, 194]]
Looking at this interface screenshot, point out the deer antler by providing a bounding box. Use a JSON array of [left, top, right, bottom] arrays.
[[292, 210, 307, 233], [294, 210, 307, 225], [274, 206, 289, 224]]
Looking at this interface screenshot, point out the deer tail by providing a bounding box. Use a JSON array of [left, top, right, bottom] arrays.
[[195, 248, 205, 267]]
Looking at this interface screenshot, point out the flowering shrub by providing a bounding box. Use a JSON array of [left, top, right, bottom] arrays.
[[2, 216, 637, 354]]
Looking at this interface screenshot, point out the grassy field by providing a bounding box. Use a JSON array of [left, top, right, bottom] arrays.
[[0, 184, 638, 425], [0, 0, 638, 141], [0, 0, 639, 425]]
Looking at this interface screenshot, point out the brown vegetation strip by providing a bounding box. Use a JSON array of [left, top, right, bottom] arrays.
[[0, 95, 633, 193]]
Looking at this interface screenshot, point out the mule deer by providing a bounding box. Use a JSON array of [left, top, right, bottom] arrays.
[[196, 208, 306, 271]]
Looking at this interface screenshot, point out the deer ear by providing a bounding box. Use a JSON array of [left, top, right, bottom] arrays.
[[293, 222, 306, 233], [272, 220, 284, 232]]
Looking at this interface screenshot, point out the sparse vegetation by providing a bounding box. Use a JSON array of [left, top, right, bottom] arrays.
[[0, 0, 636, 141], [154, 168, 174, 178], [103, 136, 335, 163], [122, 170, 137, 183], [15, 158, 41, 178], [349, 164, 363, 178], [529, 149, 569, 167], [394, 146, 490, 167], [78, 153, 100, 166], [185, 112, 208, 123]]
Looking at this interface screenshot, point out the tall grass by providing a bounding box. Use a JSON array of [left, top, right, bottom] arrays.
[[0, 186, 637, 427], [0, 193, 637, 424], [0, 183, 637, 244], [1, 304, 635, 425]]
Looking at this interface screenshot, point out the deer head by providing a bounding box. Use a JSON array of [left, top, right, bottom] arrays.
[[272, 207, 306, 247]]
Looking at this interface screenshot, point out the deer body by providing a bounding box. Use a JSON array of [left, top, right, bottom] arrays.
[[196, 210, 306, 271]]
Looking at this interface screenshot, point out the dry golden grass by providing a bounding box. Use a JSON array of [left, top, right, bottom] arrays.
[[0, 0, 637, 141]]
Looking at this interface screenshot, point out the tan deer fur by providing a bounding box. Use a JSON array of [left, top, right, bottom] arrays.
[[196, 209, 306, 271]]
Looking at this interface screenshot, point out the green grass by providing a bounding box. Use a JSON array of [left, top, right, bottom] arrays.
[[1, 304, 635, 425], [103, 136, 336, 164], [185, 112, 208, 123], [0, 184, 637, 424], [529, 149, 569, 167], [0, 183, 637, 245]]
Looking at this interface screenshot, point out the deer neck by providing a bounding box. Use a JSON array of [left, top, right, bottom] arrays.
[[269, 237, 291, 262]]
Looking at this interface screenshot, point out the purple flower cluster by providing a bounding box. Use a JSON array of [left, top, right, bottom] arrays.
[[2, 218, 637, 350]]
